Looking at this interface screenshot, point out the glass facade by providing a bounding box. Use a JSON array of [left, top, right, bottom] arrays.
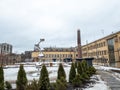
[[107, 38, 115, 66]]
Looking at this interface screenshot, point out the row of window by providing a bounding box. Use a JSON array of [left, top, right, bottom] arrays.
[[115, 36, 120, 43], [82, 50, 107, 57], [82, 41, 106, 51], [44, 48, 74, 52], [44, 54, 73, 58], [2, 45, 12, 52]]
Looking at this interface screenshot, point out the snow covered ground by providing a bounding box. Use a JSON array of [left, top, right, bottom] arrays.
[[94, 65, 120, 80], [4, 66, 70, 82], [94, 65, 120, 71], [3, 64, 115, 90], [84, 75, 109, 90]]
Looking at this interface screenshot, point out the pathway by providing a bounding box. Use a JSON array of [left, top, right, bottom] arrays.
[[98, 70, 120, 90]]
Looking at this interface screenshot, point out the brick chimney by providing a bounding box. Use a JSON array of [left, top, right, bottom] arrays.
[[77, 29, 82, 58]]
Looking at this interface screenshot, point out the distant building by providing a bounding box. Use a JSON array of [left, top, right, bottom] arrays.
[[32, 30, 120, 68], [82, 31, 120, 68], [20, 51, 33, 62], [0, 53, 21, 65], [0, 43, 12, 55], [21, 51, 32, 62], [0, 43, 22, 65], [32, 47, 78, 62], [25, 51, 32, 59]]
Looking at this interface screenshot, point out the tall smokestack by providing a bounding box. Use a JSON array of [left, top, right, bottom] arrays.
[[77, 29, 82, 58]]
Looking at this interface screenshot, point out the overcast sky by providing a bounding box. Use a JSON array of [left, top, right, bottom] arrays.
[[0, 0, 120, 53]]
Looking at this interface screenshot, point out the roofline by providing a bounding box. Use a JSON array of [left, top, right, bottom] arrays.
[[82, 30, 120, 47]]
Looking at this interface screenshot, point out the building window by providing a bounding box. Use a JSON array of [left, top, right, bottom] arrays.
[[49, 54, 50, 58], [119, 37, 120, 43], [102, 51, 103, 55], [44, 54, 46, 58], [97, 44, 99, 48], [57, 54, 59, 57], [46, 54, 47, 58], [7, 45, 9, 51], [101, 43, 103, 47], [51, 54, 53, 58], [4, 46, 6, 50], [104, 50, 107, 55], [76, 54, 78, 57], [94, 44, 96, 48], [98, 51, 100, 55], [103, 42, 106, 46]]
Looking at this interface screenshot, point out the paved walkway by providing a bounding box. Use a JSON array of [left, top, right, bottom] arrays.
[[98, 70, 120, 90]]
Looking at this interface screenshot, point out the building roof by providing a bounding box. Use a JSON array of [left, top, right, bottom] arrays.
[[0, 43, 12, 46], [43, 47, 75, 52], [82, 31, 120, 47]]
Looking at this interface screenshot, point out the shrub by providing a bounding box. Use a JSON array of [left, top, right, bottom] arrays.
[[26, 83, 32, 90], [57, 63, 66, 80], [75, 62, 78, 68], [69, 63, 76, 83], [77, 62, 83, 75], [26, 79, 39, 90], [59, 77, 67, 88], [81, 60, 88, 72], [72, 74, 82, 87], [16, 64, 28, 90], [86, 70, 91, 77], [88, 66, 96, 75], [81, 72, 90, 82], [5, 81, 12, 90], [38, 64, 50, 90], [55, 76, 67, 90], [0, 66, 4, 90]]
